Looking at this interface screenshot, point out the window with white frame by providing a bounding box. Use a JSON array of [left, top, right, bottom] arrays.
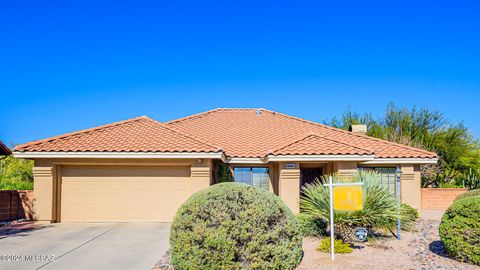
[[358, 167, 397, 194], [233, 167, 270, 190]]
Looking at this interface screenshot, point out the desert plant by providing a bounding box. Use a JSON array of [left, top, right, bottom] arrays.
[[464, 168, 480, 190], [439, 196, 480, 265], [300, 172, 403, 243], [453, 189, 480, 202], [296, 213, 327, 237], [316, 237, 352, 254], [169, 182, 303, 270], [400, 203, 419, 231]]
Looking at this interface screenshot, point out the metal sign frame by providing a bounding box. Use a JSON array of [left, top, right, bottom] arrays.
[[323, 176, 364, 261]]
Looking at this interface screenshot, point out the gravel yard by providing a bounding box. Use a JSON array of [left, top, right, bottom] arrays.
[[154, 211, 478, 270], [298, 216, 478, 270]]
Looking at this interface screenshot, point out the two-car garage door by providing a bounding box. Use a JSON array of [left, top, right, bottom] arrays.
[[60, 166, 191, 222]]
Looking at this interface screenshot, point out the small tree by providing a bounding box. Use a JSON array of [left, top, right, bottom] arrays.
[[0, 156, 34, 190], [217, 163, 234, 183]]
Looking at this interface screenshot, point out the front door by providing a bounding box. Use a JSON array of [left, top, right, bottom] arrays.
[[300, 168, 323, 192]]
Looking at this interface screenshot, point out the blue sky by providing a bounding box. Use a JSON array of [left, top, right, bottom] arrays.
[[1, 1, 479, 146]]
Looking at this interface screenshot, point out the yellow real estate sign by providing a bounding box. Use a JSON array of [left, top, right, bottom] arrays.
[[333, 186, 363, 211]]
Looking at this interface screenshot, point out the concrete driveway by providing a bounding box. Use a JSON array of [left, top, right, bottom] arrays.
[[0, 223, 170, 270]]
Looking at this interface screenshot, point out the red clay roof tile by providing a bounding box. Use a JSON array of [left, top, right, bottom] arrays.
[[15, 108, 437, 159], [15, 116, 219, 153], [166, 108, 437, 159], [271, 134, 373, 156]]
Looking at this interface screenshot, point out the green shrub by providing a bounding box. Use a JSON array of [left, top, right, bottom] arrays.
[[300, 172, 404, 243], [170, 182, 303, 270], [296, 213, 327, 237], [0, 156, 33, 190], [217, 163, 234, 183], [316, 237, 352, 254], [400, 203, 419, 231], [439, 196, 480, 265], [454, 189, 480, 202]]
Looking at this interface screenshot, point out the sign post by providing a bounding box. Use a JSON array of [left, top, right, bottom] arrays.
[[324, 176, 364, 261], [328, 176, 334, 260], [396, 166, 402, 240]]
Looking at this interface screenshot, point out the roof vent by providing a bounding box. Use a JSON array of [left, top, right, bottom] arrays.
[[255, 109, 262, 115], [349, 124, 367, 135]]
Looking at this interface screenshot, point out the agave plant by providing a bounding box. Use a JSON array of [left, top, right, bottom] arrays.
[[464, 168, 480, 190], [300, 172, 406, 242]]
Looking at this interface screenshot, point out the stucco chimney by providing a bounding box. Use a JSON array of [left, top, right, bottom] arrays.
[[349, 124, 367, 135]]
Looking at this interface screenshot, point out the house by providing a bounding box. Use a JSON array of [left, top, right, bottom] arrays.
[[13, 108, 437, 223], [0, 140, 11, 156]]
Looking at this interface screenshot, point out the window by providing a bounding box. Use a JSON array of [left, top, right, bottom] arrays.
[[233, 167, 270, 190], [358, 167, 397, 194]]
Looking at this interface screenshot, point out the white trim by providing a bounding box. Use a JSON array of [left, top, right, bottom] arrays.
[[226, 157, 266, 164], [359, 158, 438, 165], [13, 151, 225, 160], [13, 151, 438, 165], [266, 154, 376, 162]]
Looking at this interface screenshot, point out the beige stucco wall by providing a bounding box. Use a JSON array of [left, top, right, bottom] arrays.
[[334, 161, 358, 179], [277, 162, 300, 214], [31, 157, 425, 223], [190, 159, 213, 194], [400, 164, 421, 209], [32, 166, 55, 223], [32, 158, 212, 223]]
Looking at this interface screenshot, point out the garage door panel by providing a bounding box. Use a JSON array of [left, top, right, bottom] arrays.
[[61, 166, 191, 222]]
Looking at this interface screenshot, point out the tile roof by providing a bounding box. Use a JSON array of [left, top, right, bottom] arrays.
[[166, 108, 437, 159], [15, 116, 219, 153], [15, 108, 437, 160], [271, 134, 373, 156]]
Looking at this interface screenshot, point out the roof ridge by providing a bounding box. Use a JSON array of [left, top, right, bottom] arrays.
[[15, 116, 151, 151], [141, 117, 222, 152], [260, 109, 437, 157], [165, 108, 264, 125], [270, 133, 373, 155], [165, 108, 223, 125]]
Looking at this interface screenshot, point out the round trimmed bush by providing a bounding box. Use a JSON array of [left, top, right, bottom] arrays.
[[439, 196, 480, 265], [454, 189, 480, 202], [169, 183, 303, 270]]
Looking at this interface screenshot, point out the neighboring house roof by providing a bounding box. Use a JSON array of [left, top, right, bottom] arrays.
[[0, 140, 11, 155], [15, 116, 219, 153], [166, 108, 437, 159], [14, 108, 437, 161]]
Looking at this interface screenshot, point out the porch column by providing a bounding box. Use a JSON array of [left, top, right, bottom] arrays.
[[278, 162, 300, 214], [32, 165, 55, 223], [190, 159, 212, 194], [334, 161, 358, 180], [400, 164, 421, 209]]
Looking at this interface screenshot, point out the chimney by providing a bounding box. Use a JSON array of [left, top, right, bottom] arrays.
[[349, 124, 367, 135]]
